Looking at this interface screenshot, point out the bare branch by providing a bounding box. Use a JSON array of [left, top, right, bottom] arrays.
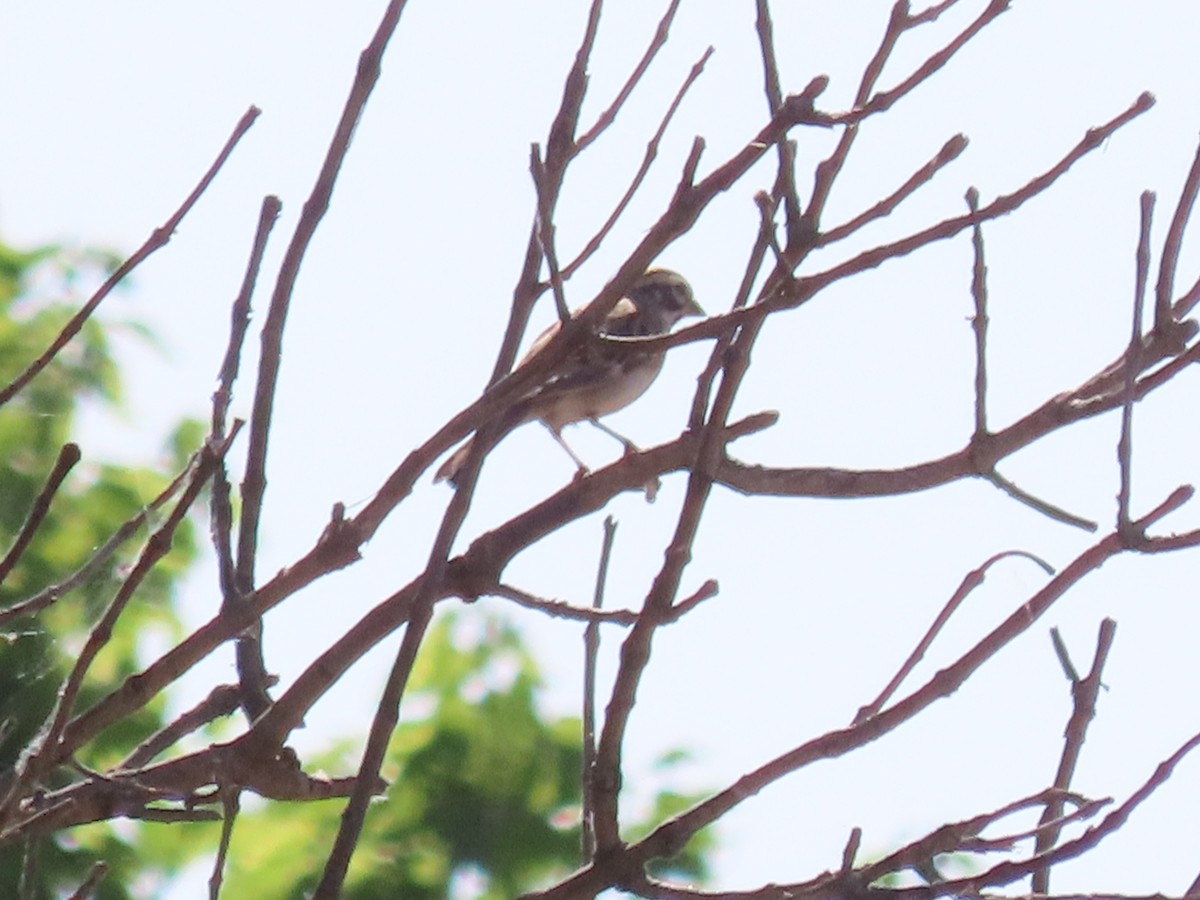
[[855, 550, 1054, 724], [0, 445, 212, 628], [213, 194, 282, 721], [582, 516, 618, 862], [565, 45, 714, 279], [0, 434, 235, 824], [789, 93, 1157, 308], [1117, 191, 1155, 536], [0, 106, 260, 409], [576, 0, 684, 153], [817, 134, 968, 246], [1155, 136, 1200, 326], [1033, 619, 1117, 893], [966, 186, 989, 439], [208, 788, 240, 900], [0, 443, 80, 588], [528, 489, 1191, 897]]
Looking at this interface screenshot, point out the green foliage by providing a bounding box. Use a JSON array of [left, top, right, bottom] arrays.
[[0, 235, 199, 899], [216, 612, 714, 898]]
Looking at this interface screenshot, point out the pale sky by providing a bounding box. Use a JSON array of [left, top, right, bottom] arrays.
[[4, 2, 1200, 896]]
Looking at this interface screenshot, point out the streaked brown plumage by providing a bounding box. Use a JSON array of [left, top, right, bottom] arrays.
[[435, 269, 703, 485]]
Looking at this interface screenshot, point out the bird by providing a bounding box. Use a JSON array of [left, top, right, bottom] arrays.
[[434, 268, 704, 486]]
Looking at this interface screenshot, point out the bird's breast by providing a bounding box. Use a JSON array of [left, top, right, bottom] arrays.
[[536, 355, 665, 430]]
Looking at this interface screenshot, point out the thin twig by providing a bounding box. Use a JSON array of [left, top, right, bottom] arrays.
[[840, 827, 862, 874], [208, 788, 241, 900], [939, 729, 1200, 895], [485, 0, 604, 388], [668, 579, 719, 619], [0, 443, 80, 587], [531, 144, 571, 322], [490, 583, 639, 624], [966, 187, 989, 439], [862, 0, 1012, 118], [0, 107, 259, 409], [212, 195, 281, 441], [855, 550, 1054, 724], [984, 469, 1098, 532], [803, 0, 991, 250], [908, 0, 969, 27], [1117, 191, 1154, 536], [0, 436, 233, 827], [786, 93, 1157, 310], [1033, 618, 1117, 893], [1154, 137, 1200, 328], [564, 46, 713, 279], [0, 448, 202, 627], [213, 195, 281, 722], [817, 134, 968, 247], [755, 0, 804, 248], [531, 490, 1192, 898], [582, 516, 617, 862], [119, 684, 244, 770], [575, 0, 684, 153], [687, 194, 776, 428]]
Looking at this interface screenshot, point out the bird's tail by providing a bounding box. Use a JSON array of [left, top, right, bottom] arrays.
[[433, 400, 537, 486]]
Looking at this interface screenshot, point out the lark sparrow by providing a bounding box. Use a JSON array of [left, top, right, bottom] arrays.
[[435, 268, 703, 485]]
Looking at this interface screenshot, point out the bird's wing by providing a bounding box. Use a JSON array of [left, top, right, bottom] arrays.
[[516, 297, 639, 368]]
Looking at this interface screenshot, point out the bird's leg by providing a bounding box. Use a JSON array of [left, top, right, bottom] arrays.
[[588, 417, 640, 456], [543, 424, 591, 478], [589, 417, 660, 502]]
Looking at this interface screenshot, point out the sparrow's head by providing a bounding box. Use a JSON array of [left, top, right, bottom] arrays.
[[623, 268, 704, 334]]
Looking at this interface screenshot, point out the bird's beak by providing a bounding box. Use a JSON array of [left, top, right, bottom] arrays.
[[684, 296, 705, 318]]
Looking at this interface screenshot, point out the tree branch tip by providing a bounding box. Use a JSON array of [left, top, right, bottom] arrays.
[[529, 142, 546, 175], [61, 442, 82, 465], [1160, 317, 1199, 353], [799, 75, 829, 102], [943, 133, 969, 159], [840, 826, 862, 872], [1001, 549, 1054, 577], [681, 137, 705, 183], [964, 185, 980, 206], [1136, 90, 1156, 110], [728, 409, 779, 436]]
